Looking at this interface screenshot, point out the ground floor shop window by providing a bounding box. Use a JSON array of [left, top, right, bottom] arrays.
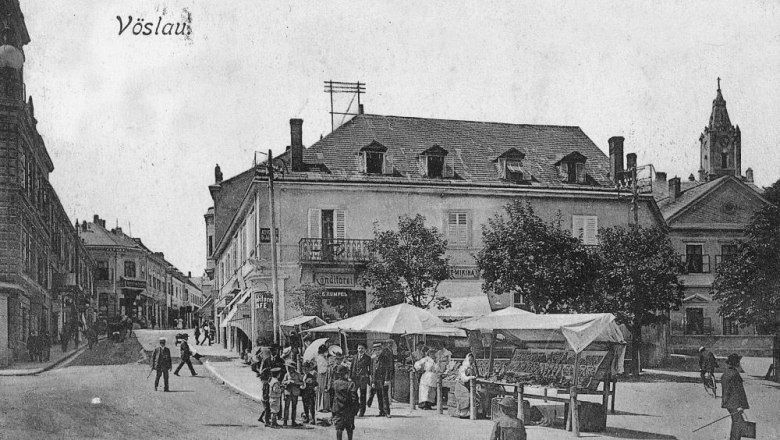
[[321, 290, 366, 323]]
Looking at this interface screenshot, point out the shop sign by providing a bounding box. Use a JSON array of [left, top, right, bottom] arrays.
[[259, 228, 279, 243], [321, 290, 349, 298], [449, 265, 480, 279], [314, 272, 355, 288]]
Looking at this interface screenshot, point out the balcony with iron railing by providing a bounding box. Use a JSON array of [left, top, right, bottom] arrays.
[[299, 238, 372, 265], [678, 254, 710, 274]]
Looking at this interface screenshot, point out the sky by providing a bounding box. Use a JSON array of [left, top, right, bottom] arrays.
[[18, 0, 780, 275]]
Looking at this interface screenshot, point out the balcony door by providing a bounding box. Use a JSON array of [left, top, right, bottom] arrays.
[[308, 209, 347, 261]]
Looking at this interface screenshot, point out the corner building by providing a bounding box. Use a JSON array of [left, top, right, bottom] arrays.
[[209, 110, 665, 353]]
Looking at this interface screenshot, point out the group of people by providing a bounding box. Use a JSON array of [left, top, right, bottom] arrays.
[[250, 340, 396, 440], [193, 321, 215, 346], [25, 330, 51, 362], [699, 347, 752, 440], [150, 334, 202, 392], [411, 341, 453, 410]]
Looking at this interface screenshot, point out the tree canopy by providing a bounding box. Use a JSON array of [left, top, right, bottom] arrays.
[[476, 200, 595, 313], [359, 214, 451, 309], [713, 204, 780, 335]]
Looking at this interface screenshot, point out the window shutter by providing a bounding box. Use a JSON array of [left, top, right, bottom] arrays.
[[308, 208, 321, 238], [572, 215, 585, 241], [584, 216, 598, 245], [496, 159, 506, 179], [559, 162, 569, 179], [443, 155, 455, 178], [576, 163, 586, 183], [335, 209, 346, 239], [418, 156, 427, 176], [356, 153, 366, 173], [382, 153, 393, 175]]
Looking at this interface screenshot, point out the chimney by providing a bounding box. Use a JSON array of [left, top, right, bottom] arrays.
[[669, 177, 681, 202], [82, 221, 87, 232], [608, 136, 624, 182], [214, 164, 223, 184], [114, 227, 122, 234], [655, 171, 667, 183], [188, 271, 192, 278], [626, 153, 637, 170], [746, 167, 754, 183], [93, 214, 100, 224], [358, 104, 364, 115], [290, 118, 304, 172]]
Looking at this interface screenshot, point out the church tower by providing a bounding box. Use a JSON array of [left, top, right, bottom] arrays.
[[699, 79, 741, 181]]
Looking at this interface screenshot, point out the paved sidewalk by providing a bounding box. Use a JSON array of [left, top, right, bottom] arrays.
[[0, 336, 103, 376]]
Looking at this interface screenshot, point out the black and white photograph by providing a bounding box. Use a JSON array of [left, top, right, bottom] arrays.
[[1, 1, 779, 439]]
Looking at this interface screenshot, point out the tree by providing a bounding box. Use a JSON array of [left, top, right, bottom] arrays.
[[713, 204, 780, 334], [588, 224, 682, 376], [287, 283, 327, 317], [476, 200, 596, 314], [359, 214, 451, 309]]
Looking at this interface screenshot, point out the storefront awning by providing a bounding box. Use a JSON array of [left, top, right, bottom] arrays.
[[228, 317, 252, 337], [220, 290, 252, 327]]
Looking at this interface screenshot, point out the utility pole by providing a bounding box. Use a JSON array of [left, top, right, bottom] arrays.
[[631, 163, 639, 226], [267, 149, 280, 344]]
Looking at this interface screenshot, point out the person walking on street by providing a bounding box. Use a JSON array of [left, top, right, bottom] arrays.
[[208, 322, 216, 346], [330, 365, 359, 440], [174, 334, 198, 376], [350, 343, 372, 417], [151, 337, 172, 392], [201, 323, 210, 345], [699, 346, 719, 393], [489, 397, 526, 440], [282, 360, 303, 427], [371, 341, 394, 418], [721, 353, 750, 440], [194, 325, 201, 346]]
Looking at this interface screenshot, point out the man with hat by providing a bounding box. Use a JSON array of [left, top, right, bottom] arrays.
[[282, 359, 304, 427], [174, 333, 198, 376], [350, 343, 373, 417], [330, 364, 359, 440], [698, 346, 718, 393], [722, 353, 750, 440], [151, 337, 172, 392], [489, 396, 526, 440], [371, 341, 394, 418]]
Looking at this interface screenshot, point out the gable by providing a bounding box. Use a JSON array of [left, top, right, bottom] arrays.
[[670, 178, 767, 226]]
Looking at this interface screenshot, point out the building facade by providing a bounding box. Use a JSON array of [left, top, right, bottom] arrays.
[[652, 85, 770, 355], [0, 0, 95, 367], [209, 111, 665, 353]]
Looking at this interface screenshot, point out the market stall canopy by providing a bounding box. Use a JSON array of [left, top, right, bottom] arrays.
[[306, 303, 465, 336], [429, 296, 492, 321], [280, 315, 327, 335], [457, 311, 624, 353]]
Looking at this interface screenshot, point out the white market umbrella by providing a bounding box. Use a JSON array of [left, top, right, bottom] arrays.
[[307, 303, 464, 336], [303, 337, 330, 362]]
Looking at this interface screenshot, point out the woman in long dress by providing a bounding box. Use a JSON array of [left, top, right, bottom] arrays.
[[414, 349, 440, 409], [451, 352, 479, 418], [316, 345, 331, 412]]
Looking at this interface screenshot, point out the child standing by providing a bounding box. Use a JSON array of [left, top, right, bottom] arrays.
[[282, 360, 303, 427], [329, 365, 359, 440], [268, 367, 283, 428], [301, 362, 319, 425]]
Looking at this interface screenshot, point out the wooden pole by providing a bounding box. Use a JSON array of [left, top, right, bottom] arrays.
[[611, 378, 617, 414], [571, 351, 580, 437], [516, 384, 525, 422], [437, 375, 443, 414], [410, 369, 416, 410], [469, 378, 477, 420], [487, 331, 495, 376], [602, 371, 611, 429]]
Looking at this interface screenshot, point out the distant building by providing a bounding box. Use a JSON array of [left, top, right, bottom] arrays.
[[0, 0, 95, 367], [652, 83, 770, 355], [208, 109, 664, 353]]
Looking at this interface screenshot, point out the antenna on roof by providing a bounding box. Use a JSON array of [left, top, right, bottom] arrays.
[[324, 80, 366, 133]]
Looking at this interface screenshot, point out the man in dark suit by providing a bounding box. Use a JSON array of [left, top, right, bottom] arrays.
[[371, 341, 395, 418], [721, 353, 750, 440], [151, 337, 172, 391], [350, 343, 372, 417], [174, 334, 198, 376]]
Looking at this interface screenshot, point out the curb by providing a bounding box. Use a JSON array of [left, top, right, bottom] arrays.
[[0, 335, 107, 377], [202, 360, 262, 403]]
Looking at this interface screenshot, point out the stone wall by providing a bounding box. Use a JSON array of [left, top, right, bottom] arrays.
[[671, 334, 773, 357]]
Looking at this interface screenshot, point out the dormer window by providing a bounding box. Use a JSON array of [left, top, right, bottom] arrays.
[[494, 148, 527, 182], [555, 151, 587, 184], [419, 144, 454, 178], [358, 141, 391, 175]]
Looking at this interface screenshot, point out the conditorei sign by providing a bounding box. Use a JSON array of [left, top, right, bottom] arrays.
[[314, 272, 355, 288]]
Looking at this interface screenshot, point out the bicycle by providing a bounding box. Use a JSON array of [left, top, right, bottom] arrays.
[[702, 370, 717, 397]]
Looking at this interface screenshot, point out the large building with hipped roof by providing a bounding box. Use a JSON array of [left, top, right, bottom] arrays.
[[206, 106, 665, 353], [650, 82, 771, 355]]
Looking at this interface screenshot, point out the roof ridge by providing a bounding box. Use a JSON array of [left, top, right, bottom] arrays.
[[360, 113, 583, 130]]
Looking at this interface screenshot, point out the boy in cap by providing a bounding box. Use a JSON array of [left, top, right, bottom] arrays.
[[268, 367, 284, 428], [329, 365, 359, 440], [721, 353, 749, 440], [301, 361, 319, 425], [282, 360, 304, 427], [489, 396, 526, 440], [151, 337, 172, 392]]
